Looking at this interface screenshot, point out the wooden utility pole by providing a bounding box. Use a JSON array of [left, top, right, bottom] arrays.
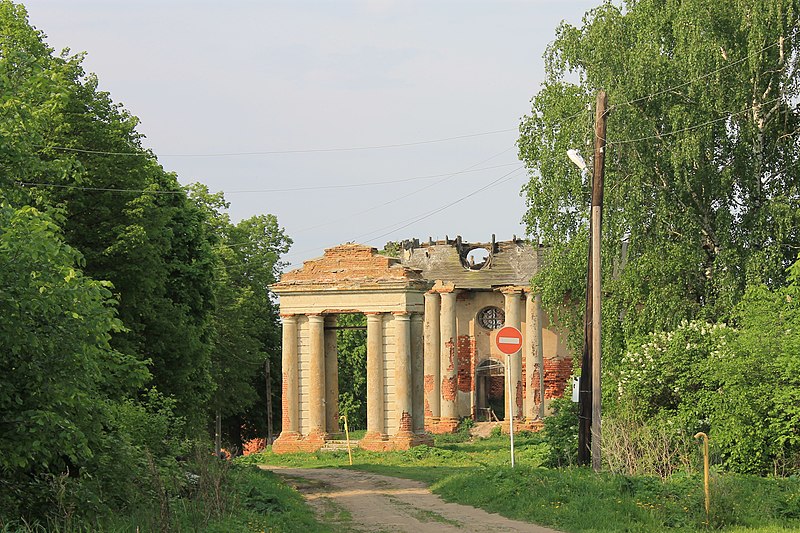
[[265, 358, 274, 444], [591, 90, 608, 472], [577, 230, 593, 465]]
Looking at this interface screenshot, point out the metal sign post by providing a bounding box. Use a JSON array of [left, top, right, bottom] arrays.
[[496, 326, 523, 469]]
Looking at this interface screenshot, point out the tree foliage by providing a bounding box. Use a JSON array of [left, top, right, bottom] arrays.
[[1, 0, 219, 427], [188, 184, 291, 450], [612, 261, 800, 476], [519, 0, 800, 341], [0, 1, 291, 522], [520, 0, 800, 476], [336, 313, 368, 430]]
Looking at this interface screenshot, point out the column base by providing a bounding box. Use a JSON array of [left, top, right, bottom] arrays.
[[272, 431, 327, 454], [521, 417, 545, 432], [426, 417, 460, 434], [359, 431, 436, 451], [359, 431, 389, 451], [392, 431, 434, 450]]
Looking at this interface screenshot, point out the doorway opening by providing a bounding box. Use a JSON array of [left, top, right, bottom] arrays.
[[331, 313, 367, 437], [475, 358, 505, 421]]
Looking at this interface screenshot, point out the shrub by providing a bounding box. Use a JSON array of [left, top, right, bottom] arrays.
[[541, 397, 579, 467]]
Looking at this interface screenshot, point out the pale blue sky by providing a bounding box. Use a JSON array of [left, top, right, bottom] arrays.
[[24, 1, 599, 268]]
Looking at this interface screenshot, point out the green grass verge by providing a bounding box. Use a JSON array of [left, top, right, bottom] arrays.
[[4, 465, 331, 533], [244, 434, 800, 532]]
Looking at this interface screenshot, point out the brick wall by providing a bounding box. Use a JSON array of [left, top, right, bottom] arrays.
[[543, 357, 573, 399], [456, 335, 476, 393], [278, 244, 422, 284]]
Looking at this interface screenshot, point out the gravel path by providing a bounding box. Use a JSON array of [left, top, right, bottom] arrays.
[[261, 466, 561, 533]]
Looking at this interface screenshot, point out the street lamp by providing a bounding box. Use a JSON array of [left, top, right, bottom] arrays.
[[567, 149, 587, 170]]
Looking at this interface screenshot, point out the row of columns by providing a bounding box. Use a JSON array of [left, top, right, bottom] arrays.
[[422, 287, 545, 425], [281, 311, 424, 440], [423, 291, 460, 427], [503, 288, 545, 420]]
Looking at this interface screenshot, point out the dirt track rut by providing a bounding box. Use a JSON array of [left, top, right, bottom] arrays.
[[261, 466, 560, 533]]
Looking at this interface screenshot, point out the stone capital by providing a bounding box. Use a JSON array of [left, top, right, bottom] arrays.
[[499, 285, 527, 295]]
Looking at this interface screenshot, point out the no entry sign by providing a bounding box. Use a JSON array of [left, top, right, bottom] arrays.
[[495, 326, 523, 355]]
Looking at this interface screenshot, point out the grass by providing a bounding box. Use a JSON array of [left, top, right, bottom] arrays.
[[2, 463, 331, 533], [244, 432, 800, 532]]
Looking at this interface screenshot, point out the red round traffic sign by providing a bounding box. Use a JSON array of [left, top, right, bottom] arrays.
[[495, 326, 523, 355]]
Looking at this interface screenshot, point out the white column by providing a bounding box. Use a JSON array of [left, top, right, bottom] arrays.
[[525, 292, 544, 419], [280, 314, 299, 434], [394, 312, 413, 434], [440, 291, 458, 420], [307, 314, 326, 434], [411, 313, 425, 433], [423, 292, 441, 420], [366, 313, 385, 435]]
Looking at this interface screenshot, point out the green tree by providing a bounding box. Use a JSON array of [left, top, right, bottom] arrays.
[[0, 0, 218, 429], [336, 313, 368, 430], [187, 185, 291, 450], [519, 0, 800, 345], [0, 202, 151, 517]]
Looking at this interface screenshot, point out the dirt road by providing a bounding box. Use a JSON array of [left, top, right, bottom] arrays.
[[261, 466, 560, 533]]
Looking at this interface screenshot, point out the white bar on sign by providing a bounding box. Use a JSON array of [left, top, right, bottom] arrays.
[[498, 336, 521, 345]]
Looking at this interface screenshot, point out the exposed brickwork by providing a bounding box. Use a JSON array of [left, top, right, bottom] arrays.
[[444, 339, 455, 372], [531, 368, 542, 404], [544, 357, 573, 399], [272, 431, 325, 454], [441, 375, 458, 402], [357, 431, 390, 452], [276, 244, 423, 285], [515, 381, 524, 416], [399, 411, 413, 433], [489, 375, 504, 400], [423, 374, 434, 393], [426, 417, 460, 434], [424, 398, 432, 419], [457, 335, 476, 393]]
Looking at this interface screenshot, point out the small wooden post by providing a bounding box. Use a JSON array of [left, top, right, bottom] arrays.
[[695, 432, 710, 525], [265, 358, 273, 444], [215, 409, 222, 458]]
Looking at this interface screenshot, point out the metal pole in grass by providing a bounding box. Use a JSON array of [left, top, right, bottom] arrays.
[[694, 432, 710, 525], [341, 415, 353, 466], [495, 325, 523, 468], [507, 353, 515, 468]]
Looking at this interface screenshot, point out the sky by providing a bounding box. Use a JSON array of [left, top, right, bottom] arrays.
[[23, 0, 599, 270]]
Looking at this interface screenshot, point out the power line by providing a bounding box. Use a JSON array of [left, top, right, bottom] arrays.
[[32, 127, 516, 158], [356, 166, 525, 245], [280, 165, 524, 266], [13, 181, 185, 194], [12, 162, 518, 196], [612, 33, 794, 110], [291, 147, 516, 235], [607, 95, 784, 145]]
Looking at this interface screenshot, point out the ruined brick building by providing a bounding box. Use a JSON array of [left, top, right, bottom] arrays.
[[270, 236, 572, 453]]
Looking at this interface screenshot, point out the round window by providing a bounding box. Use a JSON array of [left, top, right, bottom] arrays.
[[477, 306, 505, 330]]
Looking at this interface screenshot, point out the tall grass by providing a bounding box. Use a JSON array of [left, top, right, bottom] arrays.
[[250, 432, 800, 532]]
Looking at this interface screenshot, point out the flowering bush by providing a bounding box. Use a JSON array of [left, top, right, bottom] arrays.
[[615, 320, 734, 428]]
